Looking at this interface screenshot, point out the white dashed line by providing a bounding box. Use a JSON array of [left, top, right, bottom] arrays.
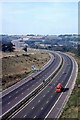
[[22, 93, 23, 95], [46, 101, 49, 104], [32, 107, 34, 109], [43, 95, 45, 97], [51, 96, 53, 98], [15, 97, 17, 99], [9, 96, 11, 98], [41, 107, 43, 110], [16, 91, 18, 93], [34, 116, 36, 118], [8, 102, 10, 105], [23, 115, 26, 118], [38, 100, 40, 103]]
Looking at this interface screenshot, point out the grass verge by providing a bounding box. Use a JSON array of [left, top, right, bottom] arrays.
[[1, 50, 50, 90]]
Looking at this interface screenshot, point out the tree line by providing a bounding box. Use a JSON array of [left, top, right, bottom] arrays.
[[1, 41, 28, 52], [2, 42, 15, 52]]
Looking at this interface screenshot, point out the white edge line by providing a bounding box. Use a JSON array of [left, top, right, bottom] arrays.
[[1, 52, 53, 97], [1, 52, 62, 117], [11, 53, 63, 118], [55, 54, 78, 118], [45, 53, 78, 119]]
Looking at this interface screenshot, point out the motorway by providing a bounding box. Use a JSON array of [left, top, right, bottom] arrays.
[[2, 51, 62, 116], [12, 52, 78, 119]]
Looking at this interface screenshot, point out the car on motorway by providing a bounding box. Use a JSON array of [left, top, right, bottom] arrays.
[[32, 77, 35, 80], [56, 83, 63, 93]]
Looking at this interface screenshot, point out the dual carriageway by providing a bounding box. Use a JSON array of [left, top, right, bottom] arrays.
[[0, 50, 78, 119]]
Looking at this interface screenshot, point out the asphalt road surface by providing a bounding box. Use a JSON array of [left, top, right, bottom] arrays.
[[12, 52, 77, 119], [2, 52, 61, 115]]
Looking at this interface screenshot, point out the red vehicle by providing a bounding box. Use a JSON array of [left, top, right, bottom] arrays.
[[56, 83, 63, 93]]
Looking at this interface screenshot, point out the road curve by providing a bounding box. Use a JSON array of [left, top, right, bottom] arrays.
[[12, 52, 78, 119], [1, 51, 62, 117], [2, 52, 53, 97], [46, 52, 78, 118]]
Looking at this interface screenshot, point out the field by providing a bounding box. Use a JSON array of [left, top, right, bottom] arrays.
[[1, 49, 50, 90], [60, 53, 80, 119]]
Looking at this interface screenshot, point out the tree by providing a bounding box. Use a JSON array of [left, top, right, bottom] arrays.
[[2, 42, 15, 52], [23, 46, 27, 52], [2, 44, 7, 52]]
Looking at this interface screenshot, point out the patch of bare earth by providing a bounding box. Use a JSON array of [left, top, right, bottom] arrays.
[[1, 50, 50, 90]]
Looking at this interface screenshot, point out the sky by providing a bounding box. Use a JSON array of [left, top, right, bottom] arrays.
[[0, 1, 78, 35]]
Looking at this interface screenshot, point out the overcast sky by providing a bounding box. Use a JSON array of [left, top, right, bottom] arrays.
[[0, 1, 78, 35]]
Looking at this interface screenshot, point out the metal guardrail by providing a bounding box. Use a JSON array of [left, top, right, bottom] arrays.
[[2, 57, 63, 120]]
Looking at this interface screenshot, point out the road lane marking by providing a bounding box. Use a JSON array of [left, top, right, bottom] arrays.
[[10, 52, 63, 118], [32, 107, 34, 109], [43, 95, 45, 97], [38, 100, 40, 103], [23, 115, 26, 118], [45, 53, 77, 118], [16, 91, 18, 94], [15, 97, 17, 99], [46, 101, 49, 104], [34, 116, 36, 118], [2, 52, 53, 99], [55, 54, 78, 118], [8, 96, 11, 98], [8, 102, 10, 105], [41, 107, 43, 110]]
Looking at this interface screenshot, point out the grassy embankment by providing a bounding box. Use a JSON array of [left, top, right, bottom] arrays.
[[0, 49, 50, 90], [60, 53, 80, 119]]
